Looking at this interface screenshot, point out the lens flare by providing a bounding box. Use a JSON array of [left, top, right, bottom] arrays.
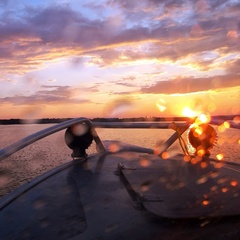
[[216, 153, 224, 160], [193, 126, 203, 137], [227, 30, 239, 39], [140, 158, 151, 167], [105, 98, 132, 117], [233, 116, 240, 124], [161, 151, 169, 159], [188, 123, 217, 157], [201, 162, 207, 168], [223, 121, 230, 128], [207, 102, 216, 112], [218, 124, 226, 132], [72, 123, 88, 136], [231, 181, 238, 187], [108, 143, 120, 153], [182, 107, 197, 118], [156, 99, 167, 112], [197, 148, 206, 157], [183, 155, 191, 162], [222, 187, 228, 193], [197, 114, 211, 124], [202, 200, 209, 206]]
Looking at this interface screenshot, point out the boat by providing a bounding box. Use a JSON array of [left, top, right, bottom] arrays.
[[0, 117, 240, 239]]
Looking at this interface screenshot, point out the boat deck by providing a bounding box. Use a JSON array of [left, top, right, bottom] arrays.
[[1, 147, 240, 240]]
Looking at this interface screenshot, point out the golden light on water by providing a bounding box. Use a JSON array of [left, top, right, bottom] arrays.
[[218, 138, 225, 146]]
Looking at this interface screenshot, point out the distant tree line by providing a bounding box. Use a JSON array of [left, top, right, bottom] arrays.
[[0, 115, 237, 125], [0, 118, 71, 125]]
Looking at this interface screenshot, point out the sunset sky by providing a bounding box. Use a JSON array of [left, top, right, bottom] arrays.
[[0, 0, 239, 119]]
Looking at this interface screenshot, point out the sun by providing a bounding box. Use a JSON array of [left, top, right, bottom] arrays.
[[182, 106, 198, 118]]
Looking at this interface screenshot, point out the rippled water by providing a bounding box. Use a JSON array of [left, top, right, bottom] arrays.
[[0, 124, 239, 197]]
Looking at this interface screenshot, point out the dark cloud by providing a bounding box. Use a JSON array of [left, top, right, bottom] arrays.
[[0, 0, 239, 76], [140, 75, 240, 94]]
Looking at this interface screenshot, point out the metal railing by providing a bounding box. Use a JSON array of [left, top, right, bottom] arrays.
[[0, 117, 201, 161]]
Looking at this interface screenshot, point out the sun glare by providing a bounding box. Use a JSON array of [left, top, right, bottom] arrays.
[[182, 107, 197, 118], [198, 113, 211, 123]]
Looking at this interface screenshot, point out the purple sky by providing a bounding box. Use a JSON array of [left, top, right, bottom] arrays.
[[0, 0, 239, 118]]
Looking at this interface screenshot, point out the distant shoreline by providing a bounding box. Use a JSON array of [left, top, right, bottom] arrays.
[[0, 115, 238, 125]]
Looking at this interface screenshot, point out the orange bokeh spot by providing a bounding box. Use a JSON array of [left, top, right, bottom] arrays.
[[216, 153, 224, 161], [222, 187, 228, 193], [108, 143, 120, 153], [162, 151, 169, 159], [198, 114, 211, 124], [140, 158, 151, 167], [233, 116, 240, 124], [230, 181, 238, 187], [197, 148, 206, 157], [154, 147, 161, 155], [215, 162, 223, 169], [193, 126, 203, 137], [210, 185, 218, 191], [140, 185, 149, 192], [202, 200, 209, 206], [218, 124, 226, 132], [223, 121, 230, 128], [183, 155, 191, 162], [207, 103, 216, 112], [201, 162, 207, 168], [191, 157, 198, 164]]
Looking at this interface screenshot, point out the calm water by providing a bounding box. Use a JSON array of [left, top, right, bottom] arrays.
[[0, 124, 239, 197]]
